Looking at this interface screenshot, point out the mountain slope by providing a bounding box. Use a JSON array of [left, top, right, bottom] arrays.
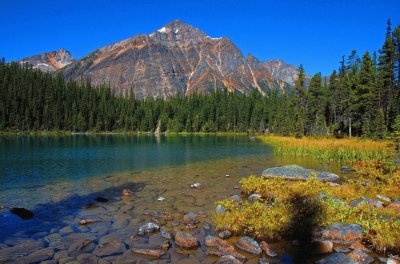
[[20, 49, 75, 72], [63, 20, 290, 98]]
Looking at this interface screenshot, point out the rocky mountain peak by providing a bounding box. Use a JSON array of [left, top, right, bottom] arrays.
[[148, 20, 206, 44], [20, 49, 75, 72]]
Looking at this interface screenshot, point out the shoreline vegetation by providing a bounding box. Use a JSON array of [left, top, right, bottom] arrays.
[[213, 135, 400, 259]]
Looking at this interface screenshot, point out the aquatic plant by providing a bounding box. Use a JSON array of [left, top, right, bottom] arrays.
[[260, 135, 392, 162]]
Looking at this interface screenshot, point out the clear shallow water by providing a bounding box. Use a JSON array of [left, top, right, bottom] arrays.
[[0, 134, 271, 191], [0, 135, 347, 263]]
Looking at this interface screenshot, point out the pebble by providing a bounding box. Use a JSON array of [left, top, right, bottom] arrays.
[[157, 196, 166, 202], [122, 189, 133, 196], [190, 182, 202, 189]]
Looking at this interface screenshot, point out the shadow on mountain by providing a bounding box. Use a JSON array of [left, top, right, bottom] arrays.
[[0, 181, 145, 244]]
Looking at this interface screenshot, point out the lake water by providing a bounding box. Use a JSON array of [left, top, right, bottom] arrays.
[[0, 135, 345, 263]]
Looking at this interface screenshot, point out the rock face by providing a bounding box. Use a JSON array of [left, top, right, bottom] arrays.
[[20, 49, 75, 72], [262, 164, 340, 182], [62, 20, 291, 98]]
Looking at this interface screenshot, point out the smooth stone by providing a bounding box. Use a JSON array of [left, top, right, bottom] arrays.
[[68, 239, 97, 257], [174, 231, 198, 249], [216, 255, 242, 264], [16, 247, 55, 263], [348, 248, 374, 264], [260, 241, 278, 257], [93, 240, 126, 257], [320, 223, 363, 244], [183, 211, 198, 224], [216, 205, 225, 214], [157, 196, 166, 202], [10, 207, 34, 220], [0, 239, 45, 262], [76, 254, 99, 264], [262, 164, 340, 182], [248, 193, 262, 201], [229, 195, 242, 203], [235, 236, 262, 255], [349, 197, 383, 208], [316, 253, 356, 264], [218, 230, 232, 239], [137, 222, 160, 235], [131, 247, 165, 258], [190, 182, 201, 189]]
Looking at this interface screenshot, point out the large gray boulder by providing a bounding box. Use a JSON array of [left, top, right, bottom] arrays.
[[262, 164, 339, 182]]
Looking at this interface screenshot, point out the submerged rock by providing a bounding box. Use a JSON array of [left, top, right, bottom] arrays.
[[183, 211, 199, 224], [175, 231, 198, 249], [316, 253, 356, 264], [93, 240, 126, 257], [160, 227, 171, 240], [10, 207, 34, 220], [138, 222, 160, 235], [312, 240, 333, 254], [235, 236, 262, 255], [320, 223, 363, 244], [79, 218, 99, 225], [349, 197, 383, 208], [131, 247, 164, 258], [262, 164, 340, 182]]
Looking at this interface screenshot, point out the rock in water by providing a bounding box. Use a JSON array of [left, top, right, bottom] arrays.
[[138, 223, 160, 235], [183, 211, 199, 224], [235, 236, 262, 255], [157, 196, 166, 202], [122, 189, 133, 196], [262, 164, 340, 182], [216, 255, 242, 264], [10, 208, 34, 220], [175, 231, 198, 249], [348, 248, 374, 264], [131, 248, 165, 258], [218, 230, 232, 239], [316, 253, 356, 264], [260, 241, 278, 257]]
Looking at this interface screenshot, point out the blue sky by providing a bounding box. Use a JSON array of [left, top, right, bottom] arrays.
[[1, 0, 399, 75]]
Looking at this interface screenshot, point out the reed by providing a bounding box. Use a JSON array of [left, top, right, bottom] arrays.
[[259, 135, 392, 162]]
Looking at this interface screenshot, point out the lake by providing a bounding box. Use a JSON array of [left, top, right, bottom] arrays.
[[0, 134, 344, 263]]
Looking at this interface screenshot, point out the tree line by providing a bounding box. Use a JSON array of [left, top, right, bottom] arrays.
[[0, 20, 399, 137]]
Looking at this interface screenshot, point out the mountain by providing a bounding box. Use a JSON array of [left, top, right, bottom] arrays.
[[62, 20, 291, 98], [20, 49, 75, 72], [262, 60, 299, 86]]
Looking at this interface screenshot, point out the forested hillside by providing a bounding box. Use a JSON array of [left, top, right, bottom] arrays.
[[1, 20, 399, 137]]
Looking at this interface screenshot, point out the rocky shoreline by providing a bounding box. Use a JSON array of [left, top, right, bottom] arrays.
[[0, 163, 399, 263]]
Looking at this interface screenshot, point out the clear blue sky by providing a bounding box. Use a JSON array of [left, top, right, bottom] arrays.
[[1, 0, 399, 75]]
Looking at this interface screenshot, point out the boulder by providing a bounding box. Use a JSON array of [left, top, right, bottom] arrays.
[[138, 222, 160, 235], [348, 248, 374, 264], [320, 223, 363, 244], [262, 164, 340, 182], [260, 241, 277, 257], [312, 240, 333, 254], [205, 235, 235, 252], [131, 247, 164, 258], [349, 197, 383, 208], [316, 253, 356, 264], [235, 236, 262, 255], [174, 231, 198, 249]]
